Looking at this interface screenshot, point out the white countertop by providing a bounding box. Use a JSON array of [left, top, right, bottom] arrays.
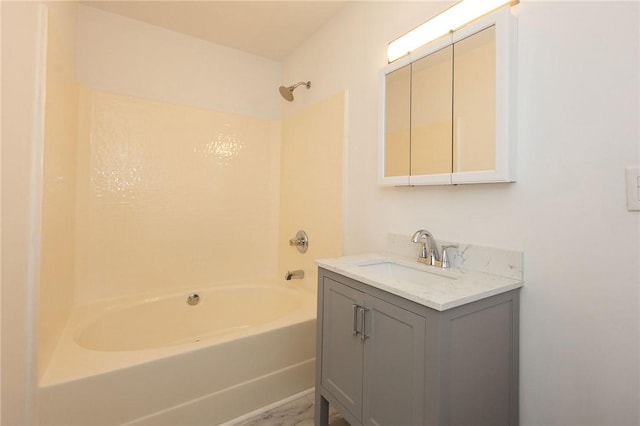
[[315, 254, 523, 311]]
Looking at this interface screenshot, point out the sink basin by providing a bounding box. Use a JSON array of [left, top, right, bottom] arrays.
[[357, 261, 455, 285]]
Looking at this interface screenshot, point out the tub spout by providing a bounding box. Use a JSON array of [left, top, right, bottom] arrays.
[[285, 270, 304, 280]]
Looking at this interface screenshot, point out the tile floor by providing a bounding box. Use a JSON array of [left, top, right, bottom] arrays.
[[230, 390, 349, 426]]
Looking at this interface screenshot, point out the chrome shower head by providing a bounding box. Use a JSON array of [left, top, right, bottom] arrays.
[[279, 85, 294, 102], [279, 81, 311, 102]]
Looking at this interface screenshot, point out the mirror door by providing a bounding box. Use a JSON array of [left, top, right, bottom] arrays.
[[453, 25, 496, 174], [410, 45, 453, 184], [380, 7, 516, 186], [383, 65, 411, 180]]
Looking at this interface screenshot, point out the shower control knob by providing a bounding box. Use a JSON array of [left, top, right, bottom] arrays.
[[288, 230, 308, 253]]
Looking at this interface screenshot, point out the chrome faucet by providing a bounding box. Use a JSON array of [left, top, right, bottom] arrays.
[[284, 269, 304, 280], [410, 230, 440, 266]]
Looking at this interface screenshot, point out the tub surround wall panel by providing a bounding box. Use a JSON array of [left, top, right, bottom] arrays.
[[278, 92, 345, 292], [283, 1, 640, 424], [38, 1, 79, 380], [77, 4, 281, 120], [74, 89, 281, 303]]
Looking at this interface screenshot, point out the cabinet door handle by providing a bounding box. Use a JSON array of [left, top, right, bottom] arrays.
[[359, 307, 370, 341], [352, 304, 360, 335]]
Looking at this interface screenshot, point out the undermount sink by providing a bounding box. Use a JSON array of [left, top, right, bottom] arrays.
[[356, 261, 456, 285]]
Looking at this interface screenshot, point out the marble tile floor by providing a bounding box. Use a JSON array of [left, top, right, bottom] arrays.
[[229, 390, 349, 426]]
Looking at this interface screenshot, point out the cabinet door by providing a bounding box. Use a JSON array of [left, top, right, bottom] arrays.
[[451, 7, 517, 184], [362, 294, 426, 426], [453, 25, 496, 175], [383, 64, 411, 183], [321, 278, 365, 419], [410, 45, 453, 185]]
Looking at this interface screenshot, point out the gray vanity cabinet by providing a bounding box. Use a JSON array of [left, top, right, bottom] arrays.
[[315, 268, 520, 426], [320, 277, 425, 426]]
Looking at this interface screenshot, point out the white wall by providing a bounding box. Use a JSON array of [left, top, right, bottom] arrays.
[[77, 5, 281, 120], [1, 2, 45, 424], [284, 1, 640, 424]]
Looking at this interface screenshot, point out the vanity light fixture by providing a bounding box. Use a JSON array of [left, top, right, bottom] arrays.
[[387, 0, 518, 62]]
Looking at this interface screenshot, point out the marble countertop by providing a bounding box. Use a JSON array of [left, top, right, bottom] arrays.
[[315, 254, 523, 311]]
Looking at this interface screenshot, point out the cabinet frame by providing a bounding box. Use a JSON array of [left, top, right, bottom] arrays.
[[378, 7, 518, 186]]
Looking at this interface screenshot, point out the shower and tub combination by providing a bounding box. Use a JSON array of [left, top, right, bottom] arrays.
[[37, 81, 327, 424]]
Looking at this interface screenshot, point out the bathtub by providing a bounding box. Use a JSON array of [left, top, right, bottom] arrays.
[[37, 283, 317, 425]]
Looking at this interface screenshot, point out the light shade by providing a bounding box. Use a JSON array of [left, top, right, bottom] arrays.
[[387, 0, 518, 62]]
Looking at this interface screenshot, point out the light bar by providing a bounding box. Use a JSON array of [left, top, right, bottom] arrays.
[[387, 0, 518, 62]]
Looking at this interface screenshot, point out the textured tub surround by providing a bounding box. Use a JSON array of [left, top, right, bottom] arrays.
[[277, 92, 345, 292], [74, 88, 282, 303]]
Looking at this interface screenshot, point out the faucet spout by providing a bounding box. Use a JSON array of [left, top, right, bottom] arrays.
[[410, 230, 440, 265], [285, 269, 304, 280]]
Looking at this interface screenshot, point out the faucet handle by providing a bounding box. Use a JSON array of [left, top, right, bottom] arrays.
[[288, 230, 308, 253], [441, 244, 458, 269]]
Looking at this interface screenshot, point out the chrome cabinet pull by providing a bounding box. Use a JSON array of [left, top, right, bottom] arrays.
[[352, 304, 360, 335], [359, 307, 370, 341]]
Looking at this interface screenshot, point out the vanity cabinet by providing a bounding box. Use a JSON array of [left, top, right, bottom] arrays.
[[379, 7, 517, 186], [320, 277, 425, 426], [315, 268, 520, 426]]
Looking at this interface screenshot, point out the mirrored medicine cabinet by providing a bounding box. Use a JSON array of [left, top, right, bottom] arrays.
[[379, 7, 517, 186]]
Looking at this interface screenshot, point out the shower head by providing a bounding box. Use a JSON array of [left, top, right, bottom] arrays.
[[279, 81, 311, 102]]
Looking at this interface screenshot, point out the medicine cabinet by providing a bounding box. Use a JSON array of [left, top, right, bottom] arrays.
[[379, 7, 517, 186]]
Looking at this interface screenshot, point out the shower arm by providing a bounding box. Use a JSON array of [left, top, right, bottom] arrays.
[[288, 81, 311, 90]]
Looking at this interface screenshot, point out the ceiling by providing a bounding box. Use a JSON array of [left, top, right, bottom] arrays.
[[82, 1, 348, 61]]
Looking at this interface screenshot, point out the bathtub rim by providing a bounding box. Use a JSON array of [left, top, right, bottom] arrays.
[[40, 280, 316, 387], [73, 283, 311, 352]]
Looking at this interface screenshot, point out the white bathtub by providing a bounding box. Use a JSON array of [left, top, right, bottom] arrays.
[[38, 283, 317, 425]]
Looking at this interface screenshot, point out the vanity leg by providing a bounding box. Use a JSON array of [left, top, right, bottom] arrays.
[[315, 393, 329, 426]]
